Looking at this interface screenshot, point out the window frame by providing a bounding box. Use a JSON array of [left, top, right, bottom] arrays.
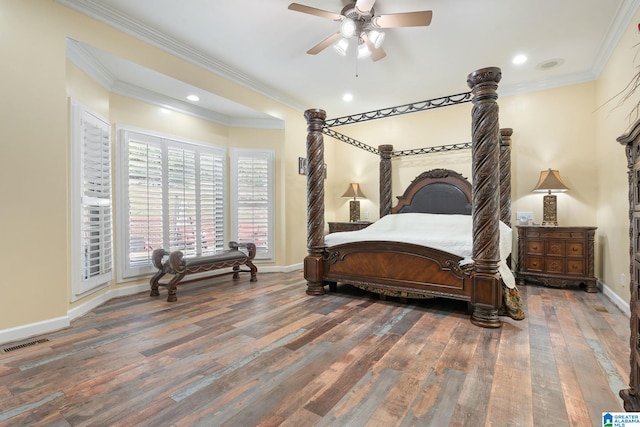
[[70, 100, 114, 300], [230, 148, 275, 261], [116, 127, 227, 281]]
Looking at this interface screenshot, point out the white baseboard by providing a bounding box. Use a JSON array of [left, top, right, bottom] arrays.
[[600, 279, 631, 317], [0, 264, 304, 346], [0, 316, 71, 347]]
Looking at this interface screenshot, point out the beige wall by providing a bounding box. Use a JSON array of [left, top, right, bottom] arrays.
[[595, 6, 640, 301], [1, 0, 638, 339], [0, 0, 309, 334]]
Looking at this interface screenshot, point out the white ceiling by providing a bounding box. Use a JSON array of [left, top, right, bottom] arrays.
[[59, 0, 639, 125]]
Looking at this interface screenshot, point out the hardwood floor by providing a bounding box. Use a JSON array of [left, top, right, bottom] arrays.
[[0, 271, 630, 426]]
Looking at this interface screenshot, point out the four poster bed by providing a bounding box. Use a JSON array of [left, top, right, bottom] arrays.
[[303, 67, 524, 328]]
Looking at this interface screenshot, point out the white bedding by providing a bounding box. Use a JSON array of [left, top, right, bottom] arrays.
[[324, 212, 516, 289]]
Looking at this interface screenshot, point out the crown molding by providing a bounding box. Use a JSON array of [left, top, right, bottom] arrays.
[[592, 0, 640, 77], [56, 0, 305, 112], [500, 69, 598, 98], [66, 38, 116, 90], [58, 0, 640, 116], [66, 26, 283, 129]]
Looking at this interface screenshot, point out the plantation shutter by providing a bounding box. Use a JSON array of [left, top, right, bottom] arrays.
[[118, 129, 226, 279], [127, 135, 163, 271], [72, 102, 113, 296], [231, 149, 274, 260], [199, 152, 226, 255]]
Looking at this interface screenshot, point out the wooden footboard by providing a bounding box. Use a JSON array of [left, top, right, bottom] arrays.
[[323, 242, 472, 300]]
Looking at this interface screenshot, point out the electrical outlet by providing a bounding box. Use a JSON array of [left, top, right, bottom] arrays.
[[516, 211, 533, 225], [621, 273, 626, 286], [364, 211, 369, 220]]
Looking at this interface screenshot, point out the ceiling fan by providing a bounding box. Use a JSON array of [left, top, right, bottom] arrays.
[[288, 0, 432, 62]]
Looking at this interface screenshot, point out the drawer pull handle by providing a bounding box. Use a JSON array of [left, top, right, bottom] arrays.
[[572, 247, 578, 252], [550, 262, 559, 269], [532, 245, 538, 250], [532, 262, 537, 267]]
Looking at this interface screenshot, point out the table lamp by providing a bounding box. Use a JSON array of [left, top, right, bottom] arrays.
[[532, 169, 569, 226], [342, 183, 367, 222]]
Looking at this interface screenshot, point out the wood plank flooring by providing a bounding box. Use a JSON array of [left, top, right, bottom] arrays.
[[0, 271, 631, 426]]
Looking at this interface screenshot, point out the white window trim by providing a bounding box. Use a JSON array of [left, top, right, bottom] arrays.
[[230, 148, 275, 261], [116, 126, 227, 282], [70, 100, 114, 300]]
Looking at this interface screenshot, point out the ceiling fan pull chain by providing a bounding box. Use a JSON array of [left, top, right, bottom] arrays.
[[355, 41, 359, 78]]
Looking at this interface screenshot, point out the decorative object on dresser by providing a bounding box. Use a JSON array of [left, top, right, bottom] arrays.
[[516, 225, 596, 292], [341, 182, 367, 222], [328, 221, 371, 233], [617, 119, 640, 411], [531, 168, 569, 226]]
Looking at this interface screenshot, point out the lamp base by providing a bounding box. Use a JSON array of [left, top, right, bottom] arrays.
[[541, 194, 558, 226], [349, 200, 360, 222]]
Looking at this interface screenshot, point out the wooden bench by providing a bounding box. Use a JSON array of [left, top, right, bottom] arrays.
[[150, 242, 258, 302]]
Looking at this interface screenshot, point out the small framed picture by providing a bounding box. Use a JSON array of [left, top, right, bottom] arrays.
[[298, 158, 327, 179]]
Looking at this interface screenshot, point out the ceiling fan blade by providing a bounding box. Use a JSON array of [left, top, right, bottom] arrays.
[[307, 32, 341, 55], [372, 11, 433, 28], [288, 3, 341, 21], [355, 0, 376, 14], [361, 32, 386, 62]]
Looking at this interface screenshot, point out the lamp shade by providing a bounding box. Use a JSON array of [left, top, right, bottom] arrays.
[[342, 183, 366, 199], [532, 169, 569, 193]]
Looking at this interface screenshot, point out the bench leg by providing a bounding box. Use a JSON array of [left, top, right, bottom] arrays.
[[166, 273, 185, 302], [150, 270, 165, 297], [247, 260, 258, 282], [232, 265, 240, 280]]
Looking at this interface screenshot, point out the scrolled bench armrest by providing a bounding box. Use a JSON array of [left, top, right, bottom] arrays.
[[229, 241, 256, 260], [168, 250, 186, 273], [152, 249, 170, 270]]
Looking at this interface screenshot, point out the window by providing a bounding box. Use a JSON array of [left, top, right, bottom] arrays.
[[230, 149, 274, 260], [117, 129, 226, 280], [70, 101, 113, 298]]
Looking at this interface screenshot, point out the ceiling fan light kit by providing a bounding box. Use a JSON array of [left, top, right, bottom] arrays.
[[288, 0, 432, 62], [340, 18, 357, 38], [333, 38, 349, 56]]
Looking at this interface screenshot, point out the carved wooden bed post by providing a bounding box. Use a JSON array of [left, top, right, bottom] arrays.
[[468, 67, 503, 328], [379, 144, 394, 218], [499, 128, 513, 227], [304, 109, 327, 295]]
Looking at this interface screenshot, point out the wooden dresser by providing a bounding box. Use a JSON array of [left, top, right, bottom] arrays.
[[327, 221, 371, 233], [618, 120, 640, 411], [516, 225, 597, 293]]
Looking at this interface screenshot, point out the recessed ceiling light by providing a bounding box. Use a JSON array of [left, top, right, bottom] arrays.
[[187, 94, 200, 102], [343, 93, 353, 102], [512, 54, 527, 65]]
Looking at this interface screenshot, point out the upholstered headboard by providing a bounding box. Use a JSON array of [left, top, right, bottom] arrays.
[[391, 169, 472, 215]]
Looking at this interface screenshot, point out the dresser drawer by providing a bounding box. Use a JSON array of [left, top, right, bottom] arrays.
[[545, 240, 565, 256], [525, 257, 544, 272], [566, 259, 585, 275], [526, 240, 543, 255], [567, 242, 584, 257], [545, 258, 564, 273]]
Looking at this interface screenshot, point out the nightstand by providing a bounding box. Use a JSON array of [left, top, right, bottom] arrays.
[[328, 221, 371, 233], [516, 225, 597, 292]]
